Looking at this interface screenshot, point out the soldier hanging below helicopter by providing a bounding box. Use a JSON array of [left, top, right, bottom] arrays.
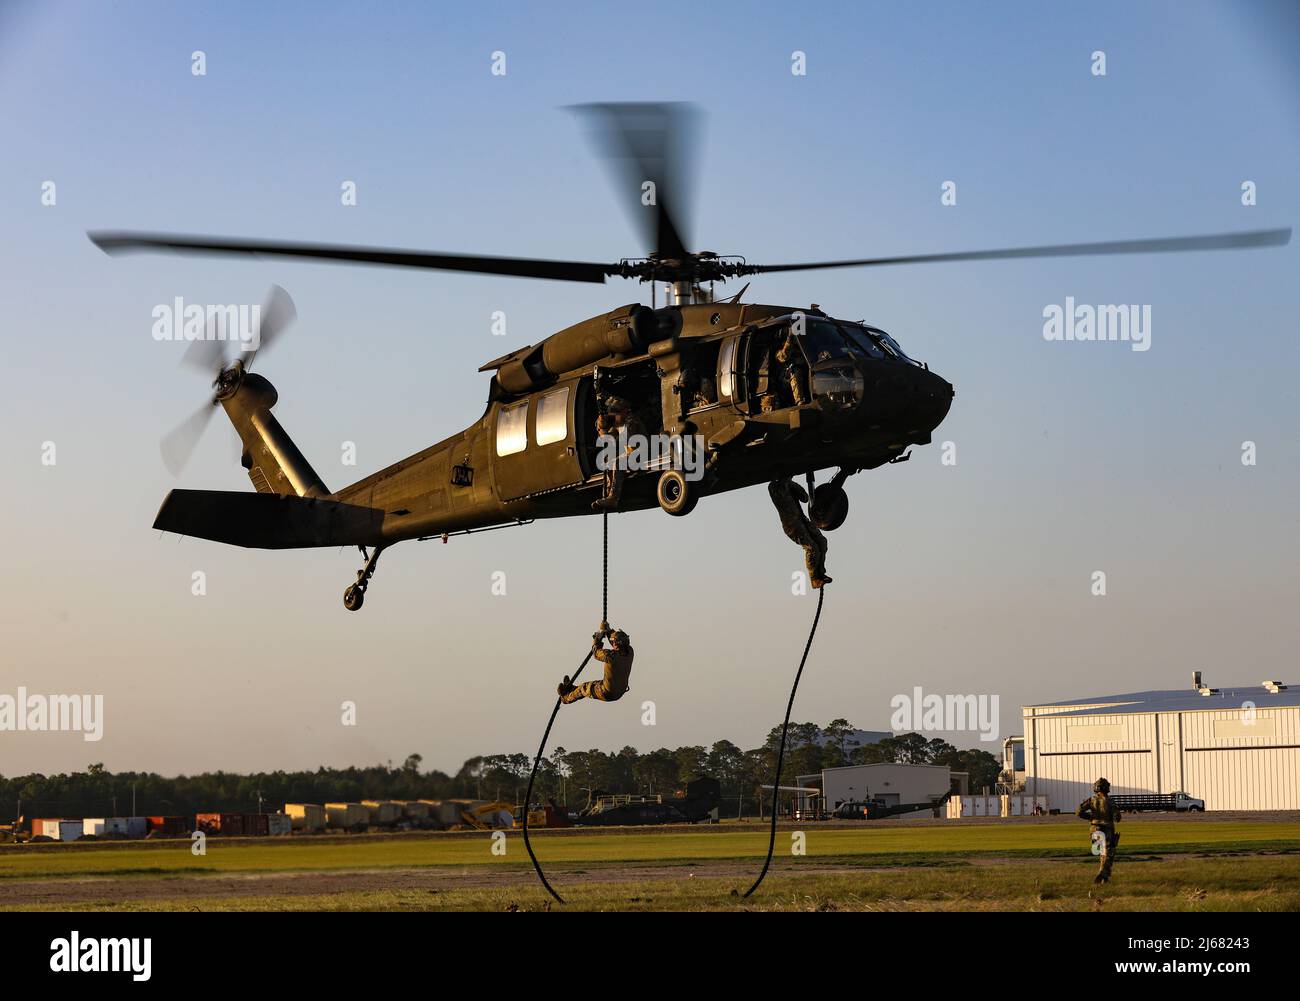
[[768, 477, 832, 589], [558, 622, 634, 704]]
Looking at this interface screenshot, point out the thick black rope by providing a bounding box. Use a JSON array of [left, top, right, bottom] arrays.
[[741, 585, 826, 898], [521, 511, 608, 904]]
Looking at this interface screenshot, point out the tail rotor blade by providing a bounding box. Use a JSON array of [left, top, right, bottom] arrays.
[[179, 336, 229, 377], [246, 284, 296, 370], [160, 401, 217, 477]]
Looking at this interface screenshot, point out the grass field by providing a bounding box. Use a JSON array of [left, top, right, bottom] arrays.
[[4, 816, 1298, 911]]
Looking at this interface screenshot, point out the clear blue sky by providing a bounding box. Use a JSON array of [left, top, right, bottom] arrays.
[[2, 0, 1297, 776]]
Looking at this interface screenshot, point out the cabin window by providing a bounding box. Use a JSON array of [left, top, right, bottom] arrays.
[[535, 386, 570, 446], [496, 401, 528, 456]]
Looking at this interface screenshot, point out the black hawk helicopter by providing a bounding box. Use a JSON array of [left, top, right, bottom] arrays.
[[90, 103, 1289, 610]]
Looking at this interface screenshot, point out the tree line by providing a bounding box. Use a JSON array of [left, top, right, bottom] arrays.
[[1, 721, 1002, 822]]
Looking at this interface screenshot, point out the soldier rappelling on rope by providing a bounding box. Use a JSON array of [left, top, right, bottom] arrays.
[[558, 622, 634, 705], [768, 477, 832, 589]]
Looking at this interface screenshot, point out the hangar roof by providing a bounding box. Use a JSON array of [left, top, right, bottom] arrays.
[[1025, 683, 1298, 717]]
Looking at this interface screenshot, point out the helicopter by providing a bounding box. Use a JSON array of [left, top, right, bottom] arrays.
[[89, 103, 1290, 611]]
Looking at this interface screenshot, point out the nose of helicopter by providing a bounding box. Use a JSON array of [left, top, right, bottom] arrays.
[[859, 362, 954, 436], [912, 366, 954, 433]]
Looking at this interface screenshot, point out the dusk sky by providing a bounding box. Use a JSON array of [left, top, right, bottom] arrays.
[[3, 0, 1297, 777]]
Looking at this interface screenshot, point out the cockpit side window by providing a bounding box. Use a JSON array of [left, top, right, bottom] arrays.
[[803, 320, 852, 364]]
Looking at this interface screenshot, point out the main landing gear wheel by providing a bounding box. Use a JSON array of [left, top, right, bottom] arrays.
[[657, 469, 698, 516], [343, 585, 365, 611], [811, 484, 849, 531]]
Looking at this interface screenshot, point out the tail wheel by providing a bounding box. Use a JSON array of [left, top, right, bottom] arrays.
[[657, 469, 698, 516], [343, 584, 365, 611], [811, 484, 849, 531]]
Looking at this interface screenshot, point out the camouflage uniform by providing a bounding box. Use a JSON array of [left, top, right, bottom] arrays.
[[561, 633, 633, 704], [1077, 784, 1121, 883], [595, 403, 646, 510], [768, 478, 830, 587], [775, 333, 809, 406]]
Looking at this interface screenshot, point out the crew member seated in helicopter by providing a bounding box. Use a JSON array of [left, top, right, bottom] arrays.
[[692, 374, 717, 409], [768, 477, 831, 588], [592, 395, 645, 511], [558, 623, 633, 704]]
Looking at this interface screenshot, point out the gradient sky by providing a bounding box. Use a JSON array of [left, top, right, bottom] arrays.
[[2, 1, 1297, 777]]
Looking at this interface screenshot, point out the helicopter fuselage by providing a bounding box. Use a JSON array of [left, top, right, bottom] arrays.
[[325, 301, 954, 544]]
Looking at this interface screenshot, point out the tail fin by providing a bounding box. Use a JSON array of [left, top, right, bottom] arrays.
[[220, 371, 329, 497]]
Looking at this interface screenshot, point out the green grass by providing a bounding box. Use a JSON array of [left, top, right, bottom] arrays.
[[8, 855, 1299, 912], [2, 820, 1297, 882]]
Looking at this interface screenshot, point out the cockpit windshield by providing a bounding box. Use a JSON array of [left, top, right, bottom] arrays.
[[837, 321, 920, 366], [778, 316, 922, 368]]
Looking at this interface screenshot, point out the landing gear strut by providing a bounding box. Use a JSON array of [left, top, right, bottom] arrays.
[[810, 468, 852, 532], [344, 545, 385, 611]]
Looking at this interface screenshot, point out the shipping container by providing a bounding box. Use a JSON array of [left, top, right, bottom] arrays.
[[285, 803, 325, 832], [400, 801, 430, 822], [125, 817, 148, 839], [325, 802, 367, 829], [361, 800, 402, 825], [243, 813, 270, 837], [83, 817, 129, 837], [195, 813, 245, 836], [54, 819, 84, 841], [418, 800, 466, 828], [267, 813, 292, 836], [146, 816, 189, 837]]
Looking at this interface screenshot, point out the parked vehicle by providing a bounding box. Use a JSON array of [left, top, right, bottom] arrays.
[[1111, 792, 1205, 812]]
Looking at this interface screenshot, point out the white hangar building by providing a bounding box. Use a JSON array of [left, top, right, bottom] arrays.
[[1023, 679, 1299, 811]]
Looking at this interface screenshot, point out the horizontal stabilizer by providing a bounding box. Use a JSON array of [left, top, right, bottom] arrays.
[[154, 489, 385, 549]]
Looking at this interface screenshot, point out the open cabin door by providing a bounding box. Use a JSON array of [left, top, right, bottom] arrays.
[[491, 376, 592, 502]]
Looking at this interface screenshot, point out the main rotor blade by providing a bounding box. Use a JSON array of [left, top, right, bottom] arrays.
[[570, 102, 702, 261], [747, 228, 1292, 275], [160, 401, 217, 477], [88, 232, 616, 284]]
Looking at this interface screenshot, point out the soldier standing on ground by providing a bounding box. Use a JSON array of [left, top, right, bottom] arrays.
[[768, 477, 831, 588], [1076, 777, 1121, 884]]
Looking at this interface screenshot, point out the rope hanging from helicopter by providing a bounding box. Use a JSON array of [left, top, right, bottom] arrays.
[[520, 511, 609, 905], [739, 585, 824, 899], [520, 506, 827, 905]]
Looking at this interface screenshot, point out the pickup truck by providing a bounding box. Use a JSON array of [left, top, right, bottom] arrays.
[[1111, 792, 1205, 812]]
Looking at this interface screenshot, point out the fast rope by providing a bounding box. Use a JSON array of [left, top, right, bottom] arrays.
[[740, 585, 826, 898], [521, 510, 608, 904]]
